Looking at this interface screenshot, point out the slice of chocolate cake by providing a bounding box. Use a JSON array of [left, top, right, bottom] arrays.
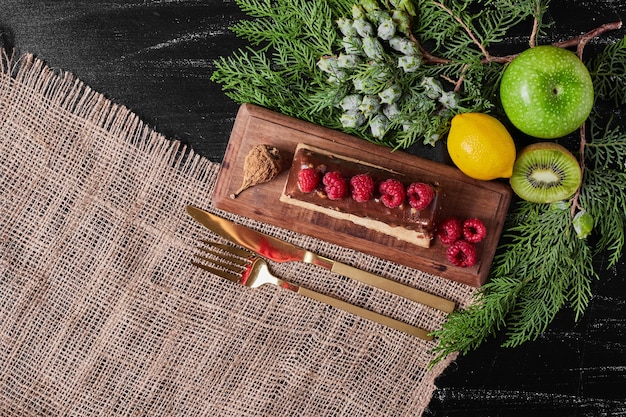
[[279, 143, 442, 248]]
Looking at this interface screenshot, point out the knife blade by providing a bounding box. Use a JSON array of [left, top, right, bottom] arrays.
[[186, 205, 455, 314]]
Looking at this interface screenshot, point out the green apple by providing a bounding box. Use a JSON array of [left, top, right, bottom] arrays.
[[500, 45, 594, 139]]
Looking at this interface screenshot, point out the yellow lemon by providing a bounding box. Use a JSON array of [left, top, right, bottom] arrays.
[[447, 112, 516, 181]]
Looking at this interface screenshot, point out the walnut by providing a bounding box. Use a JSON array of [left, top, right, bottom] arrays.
[[230, 144, 283, 198]]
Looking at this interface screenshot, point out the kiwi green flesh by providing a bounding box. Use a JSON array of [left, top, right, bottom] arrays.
[[510, 143, 582, 203]]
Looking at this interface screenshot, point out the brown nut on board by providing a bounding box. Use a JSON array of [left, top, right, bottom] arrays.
[[230, 144, 283, 198]]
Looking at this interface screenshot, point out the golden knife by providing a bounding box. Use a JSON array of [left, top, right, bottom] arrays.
[[186, 205, 455, 314]]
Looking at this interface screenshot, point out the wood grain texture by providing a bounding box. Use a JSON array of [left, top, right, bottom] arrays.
[[1, 0, 625, 415], [213, 104, 511, 287]]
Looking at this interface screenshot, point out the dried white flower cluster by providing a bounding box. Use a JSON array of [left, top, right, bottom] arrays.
[[316, 0, 460, 141]]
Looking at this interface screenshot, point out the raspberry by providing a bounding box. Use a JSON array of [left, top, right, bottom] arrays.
[[378, 179, 406, 208], [407, 182, 435, 210], [350, 173, 375, 202], [437, 217, 462, 245], [298, 167, 321, 193], [322, 171, 348, 200], [463, 218, 487, 243], [446, 240, 477, 268]]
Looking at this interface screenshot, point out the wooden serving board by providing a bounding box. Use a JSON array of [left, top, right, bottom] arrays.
[[213, 104, 512, 287]]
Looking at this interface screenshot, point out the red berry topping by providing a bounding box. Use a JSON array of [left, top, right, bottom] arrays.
[[350, 173, 375, 202], [463, 218, 487, 243], [446, 240, 477, 268], [297, 167, 321, 193], [378, 179, 406, 208], [437, 217, 462, 245], [323, 171, 348, 200], [407, 182, 435, 210]]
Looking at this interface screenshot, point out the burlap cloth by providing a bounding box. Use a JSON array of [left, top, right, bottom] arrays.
[[0, 51, 477, 416]]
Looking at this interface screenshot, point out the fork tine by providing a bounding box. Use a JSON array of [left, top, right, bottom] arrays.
[[196, 247, 248, 267], [194, 253, 246, 273], [199, 239, 251, 258], [193, 240, 253, 282], [191, 260, 242, 282]]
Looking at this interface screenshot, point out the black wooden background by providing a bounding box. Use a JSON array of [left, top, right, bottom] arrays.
[[1, 1, 625, 416]]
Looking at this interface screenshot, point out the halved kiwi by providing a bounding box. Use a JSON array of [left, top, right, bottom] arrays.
[[510, 143, 582, 203]]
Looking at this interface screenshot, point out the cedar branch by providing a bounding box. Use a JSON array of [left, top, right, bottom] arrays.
[[412, 2, 622, 66], [571, 121, 586, 218], [566, 21, 623, 218], [432, 1, 494, 61]]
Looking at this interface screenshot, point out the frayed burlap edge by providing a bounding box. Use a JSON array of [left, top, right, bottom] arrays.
[[0, 49, 475, 417]]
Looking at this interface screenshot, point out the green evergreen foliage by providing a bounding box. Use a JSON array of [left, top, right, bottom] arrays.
[[211, 0, 626, 365], [212, 0, 546, 148]]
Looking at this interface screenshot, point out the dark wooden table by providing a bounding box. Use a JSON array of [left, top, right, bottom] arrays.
[[2, 1, 625, 415]]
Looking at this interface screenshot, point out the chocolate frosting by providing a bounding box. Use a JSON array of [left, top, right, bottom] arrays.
[[283, 144, 441, 237]]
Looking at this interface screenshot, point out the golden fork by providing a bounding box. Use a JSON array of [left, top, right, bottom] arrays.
[[192, 240, 433, 341]]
